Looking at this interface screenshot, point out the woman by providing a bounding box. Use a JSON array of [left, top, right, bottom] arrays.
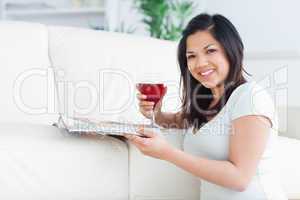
[[124, 13, 287, 200]]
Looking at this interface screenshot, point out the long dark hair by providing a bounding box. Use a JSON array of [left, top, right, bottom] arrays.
[[178, 13, 250, 131]]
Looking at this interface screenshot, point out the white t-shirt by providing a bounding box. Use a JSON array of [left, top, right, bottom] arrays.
[[183, 81, 287, 200]]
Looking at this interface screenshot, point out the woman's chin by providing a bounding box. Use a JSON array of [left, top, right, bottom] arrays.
[[201, 81, 217, 89]]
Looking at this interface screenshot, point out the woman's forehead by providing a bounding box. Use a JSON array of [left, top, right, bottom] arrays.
[[186, 31, 219, 51]]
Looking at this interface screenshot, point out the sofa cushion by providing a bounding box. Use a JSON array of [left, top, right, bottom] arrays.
[[0, 123, 128, 200], [48, 26, 181, 124], [0, 21, 57, 124]]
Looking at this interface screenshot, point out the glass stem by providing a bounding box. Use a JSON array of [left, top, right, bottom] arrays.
[[151, 109, 156, 127]]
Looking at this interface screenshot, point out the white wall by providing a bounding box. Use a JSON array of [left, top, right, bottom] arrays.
[[203, 0, 300, 53], [1, 0, 105, 28]]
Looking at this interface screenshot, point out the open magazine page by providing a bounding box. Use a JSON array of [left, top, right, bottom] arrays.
[[56, 115, 159, 136]]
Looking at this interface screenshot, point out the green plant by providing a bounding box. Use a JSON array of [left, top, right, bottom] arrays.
[[134, 0, 195, 41]]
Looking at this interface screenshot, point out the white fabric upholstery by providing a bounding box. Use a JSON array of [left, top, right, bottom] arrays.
[[0, 123, 128, 200], [47, 26, 181, 124], [0, 21, 57, 124], [127, 129, 200, 200], [277, 107, 300, 140], [278, 136, 300, 199]]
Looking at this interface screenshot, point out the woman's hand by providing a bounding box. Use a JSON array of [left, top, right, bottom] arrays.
[[124, 127, 174, 160], [136, 87, 167, 119]]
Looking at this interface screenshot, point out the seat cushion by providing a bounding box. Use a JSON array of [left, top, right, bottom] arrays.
[[0, 123, 128, 200]]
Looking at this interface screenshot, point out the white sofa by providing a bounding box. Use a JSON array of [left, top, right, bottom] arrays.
[[1, 21, 300, 200]]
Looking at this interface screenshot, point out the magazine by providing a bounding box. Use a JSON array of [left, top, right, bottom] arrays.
[[55, 114, 157, 137]]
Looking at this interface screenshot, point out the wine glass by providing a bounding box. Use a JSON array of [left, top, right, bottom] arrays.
[[136, 83, 167, 127]]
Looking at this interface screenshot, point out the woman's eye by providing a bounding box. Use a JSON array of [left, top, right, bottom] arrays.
[[207, 49, 216, 54], [187, 55, 195, 59]]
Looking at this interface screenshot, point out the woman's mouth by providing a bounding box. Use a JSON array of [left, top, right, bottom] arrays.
[[199, 69, 214, 77]]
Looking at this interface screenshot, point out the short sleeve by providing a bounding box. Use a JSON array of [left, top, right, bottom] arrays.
[[230, 82, 277, 128]]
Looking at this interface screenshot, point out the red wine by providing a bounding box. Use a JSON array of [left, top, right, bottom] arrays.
[[136, 83, 166, 106]]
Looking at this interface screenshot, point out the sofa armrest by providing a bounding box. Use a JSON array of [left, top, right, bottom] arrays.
[[127, 128, 200, 200], [278, 136, 300, 199]]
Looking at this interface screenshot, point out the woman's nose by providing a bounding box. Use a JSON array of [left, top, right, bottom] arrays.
[[195, 56, 209, 68]]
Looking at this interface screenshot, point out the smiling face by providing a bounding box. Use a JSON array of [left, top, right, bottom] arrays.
[[186, 31, 230, 92]]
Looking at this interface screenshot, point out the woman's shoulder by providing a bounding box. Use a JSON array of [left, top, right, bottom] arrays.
[[230, 80, 255, 97], [228, 80, 268, 104], [227, 80, 277, 125]]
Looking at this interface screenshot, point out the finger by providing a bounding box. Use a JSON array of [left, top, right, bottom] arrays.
[[137, 127, 156, 138], [141, 111, 154, 118], [137, 125, 145, 130], [139, 107, 152, 113], [125, 134, 148, 146], [140, 106, 154, 111], [135, 84, 140, 90], [124, 134, 137, 143], [136, 93, 147, 100], [154, 99, 163, 111], [154, 87, 167, 109], [126, 137, 141, 147], [154, 86, 167, 109], [123, 134, 130, 140], [139, 101, 155, 106], [153, 101, 162, 110]]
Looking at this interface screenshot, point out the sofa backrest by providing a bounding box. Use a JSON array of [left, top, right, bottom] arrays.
[[277, 106, 300, 139], [0, 21, 57, 124], [47, 26, 181, 124]]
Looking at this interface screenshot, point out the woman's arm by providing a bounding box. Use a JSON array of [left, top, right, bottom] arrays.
[[164, 115, 271, 192], [165, 148, 245, 191]]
